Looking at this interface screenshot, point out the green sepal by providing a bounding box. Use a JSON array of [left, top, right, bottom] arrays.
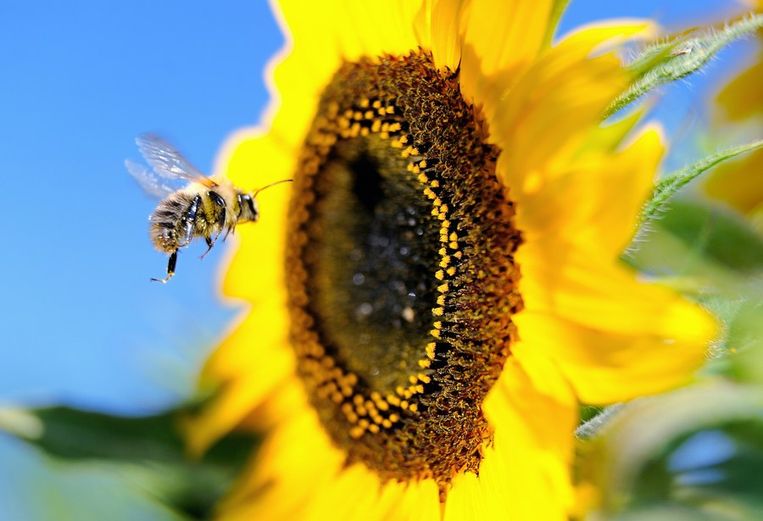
[[607, 14, 763, 117], [543, 0, 571, 46], [640, 140, 763, 226]]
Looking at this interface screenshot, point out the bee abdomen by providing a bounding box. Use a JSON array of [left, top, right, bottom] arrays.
[[149, 193, 196, 253]]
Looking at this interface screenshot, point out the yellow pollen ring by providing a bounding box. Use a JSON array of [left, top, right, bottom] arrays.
[[299, 112, 463, 416], [290, 102, 441, 437], [404, 150, 463, 388]]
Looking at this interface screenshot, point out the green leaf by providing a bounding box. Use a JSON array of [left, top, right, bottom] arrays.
[[3, 405, 258, 520], [607, 14, 763, 117], [641, 140, 763, 226], [627, 197, 763, 296], [647, 198, 763, 273], [725, 297, 763, 384], [578, 382, 763, 520]]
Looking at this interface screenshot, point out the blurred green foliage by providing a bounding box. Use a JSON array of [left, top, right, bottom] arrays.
[[4, 405, 258, 520], [579, 383, 763, 520]]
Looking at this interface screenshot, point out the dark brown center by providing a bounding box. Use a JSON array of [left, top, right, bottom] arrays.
[[284, 50, 523, 495]]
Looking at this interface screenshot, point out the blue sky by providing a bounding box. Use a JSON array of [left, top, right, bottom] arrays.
[[0, 0, 750, 518], [0, 0, 281, 413]]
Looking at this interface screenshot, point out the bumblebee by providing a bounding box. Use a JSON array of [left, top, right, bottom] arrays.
[[126, 134, 289, 283]]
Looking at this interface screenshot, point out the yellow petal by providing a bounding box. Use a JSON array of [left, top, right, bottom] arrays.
[[220, 407, 441, 521], [330, 1, 421, 60], [515, 310, 711, 404], [216, 128, 294, 192], [236, 375, 307, 432], [219, 409, 345, 521], [458, 0, 557, 129], [461, 0, 555, 81], [520, 239, 717, 338], [704, 147, 763, 215], [393, 480, 441, 521], [281, 0, 421, 66], [486, 20, 651, 185], [186, 314, 294, 454], [716, 50, 763, 122], [264, 1, 378, 154], [220, 0, 428, 224], [445, 355, 576, 520], [514, 241, 717, 403], [414, 0, 468, 70], [557, 18, 656, 54], [302, 464, 385, 521], [215, 132, 292, 303], [490, 28, 635, 186], [515, 126, 665, 258], [364, 480, 413, 521], [575, 105, 648, 156]]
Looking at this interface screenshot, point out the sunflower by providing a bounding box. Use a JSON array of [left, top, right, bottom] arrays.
[[188, 1, 716, 519], [707, 0, 763, 231]]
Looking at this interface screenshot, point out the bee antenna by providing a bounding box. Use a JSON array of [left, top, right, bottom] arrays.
[[252, 178, 293, 198]]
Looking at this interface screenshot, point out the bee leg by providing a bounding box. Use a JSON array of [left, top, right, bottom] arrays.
[[151, 250, 178, 284], [201, 191, 227, 256], [200, 236, 214, 259], [209, 191, 227, 228]]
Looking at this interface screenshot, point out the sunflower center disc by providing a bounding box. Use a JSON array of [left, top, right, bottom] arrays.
[[286, 50, 523, 491]]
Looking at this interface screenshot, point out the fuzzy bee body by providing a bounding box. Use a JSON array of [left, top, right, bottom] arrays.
[[148, 182, 258, 254], [126, 134, 272, 283], [149, 190, 201, 253]]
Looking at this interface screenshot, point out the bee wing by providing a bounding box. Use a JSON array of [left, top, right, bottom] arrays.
[[125, 159, 176, 199], [135, 133, 217, 187]]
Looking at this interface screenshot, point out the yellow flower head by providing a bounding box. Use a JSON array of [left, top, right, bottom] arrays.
[[189, 1, 717, 519]]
